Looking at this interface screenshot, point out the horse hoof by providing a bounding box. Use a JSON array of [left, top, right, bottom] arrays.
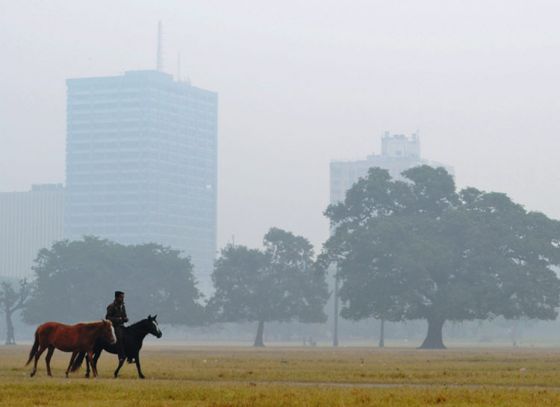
[[139, 375, 145, 379], [30, 372, 35, 378]]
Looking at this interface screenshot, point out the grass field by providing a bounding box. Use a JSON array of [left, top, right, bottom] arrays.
[[2, 344, 560, 406]]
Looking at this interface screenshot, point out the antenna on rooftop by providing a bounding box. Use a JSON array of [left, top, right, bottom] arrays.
[[177, 51, 181, 81], [156, 21, 163, 71]]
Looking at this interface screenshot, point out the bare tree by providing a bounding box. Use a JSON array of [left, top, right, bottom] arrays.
[[0, 280, 30, 345]]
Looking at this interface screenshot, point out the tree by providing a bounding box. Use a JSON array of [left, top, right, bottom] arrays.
[[321, 166, 560, 349], [209, 228, 329, 347], [24, 237, 203, 325], [0, 279, 30, 345]]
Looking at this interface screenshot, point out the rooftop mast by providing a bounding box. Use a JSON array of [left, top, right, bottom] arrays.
[[157, 21, 163, 71], [177, 51, 181, 81]]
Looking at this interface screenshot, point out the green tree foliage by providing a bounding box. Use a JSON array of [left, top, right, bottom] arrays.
[[0, 279, 30, 344], [321, 166, 560, 349], [209, 228, 329, 346], [23, 237, 203, 325]]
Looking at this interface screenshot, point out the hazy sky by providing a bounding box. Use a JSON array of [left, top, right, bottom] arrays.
[[1, 0, 560, 250]]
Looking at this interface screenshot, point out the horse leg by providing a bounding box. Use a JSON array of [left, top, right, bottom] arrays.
[[45, 346, 55, 377], [85, 353, 90, 378], [30, 345, 47, 377], [65, 352, 77, 378], [135, 354, 145, 379], [92, 350, 101, 378], [114, 356, 125, 378], [87, 352, 97, 378]]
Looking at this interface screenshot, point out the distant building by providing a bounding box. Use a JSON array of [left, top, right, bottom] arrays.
[[330, 132, 451, 204], [0, 184, 64, 279], [64, 70, 218, 291]]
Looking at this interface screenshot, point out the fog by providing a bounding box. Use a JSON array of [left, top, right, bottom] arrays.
[[3, 1, 560, 351], [1, 0, 560, 250]]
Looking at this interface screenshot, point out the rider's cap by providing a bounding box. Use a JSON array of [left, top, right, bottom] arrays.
[[114, 291, 124, 297]]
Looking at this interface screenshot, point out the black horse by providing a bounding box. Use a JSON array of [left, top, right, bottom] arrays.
[[71, 315, 162, 379]]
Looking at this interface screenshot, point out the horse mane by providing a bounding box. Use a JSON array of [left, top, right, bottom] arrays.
[[128, 318, 149, 329]]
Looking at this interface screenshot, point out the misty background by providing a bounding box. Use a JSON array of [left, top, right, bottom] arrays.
[[2, 0, 560, 252]]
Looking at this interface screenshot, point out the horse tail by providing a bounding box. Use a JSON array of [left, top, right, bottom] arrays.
[[25, 331, 39, 366], [70, 352, 86, 372]]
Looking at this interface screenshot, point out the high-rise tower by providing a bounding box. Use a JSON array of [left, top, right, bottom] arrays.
[[64, 70, 218, 291]]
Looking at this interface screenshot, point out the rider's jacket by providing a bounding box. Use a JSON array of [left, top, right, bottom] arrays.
[[105, 301, 128, 327]]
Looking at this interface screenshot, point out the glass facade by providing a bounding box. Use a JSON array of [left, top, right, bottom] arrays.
[[0, 184, 64, 279], [65, 70, 218, 290]]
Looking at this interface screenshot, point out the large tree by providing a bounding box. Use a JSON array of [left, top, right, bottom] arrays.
[[321, 166, 560, 348], [24, 237, 203, 325], [0, 280, 30, 345], [209, 228, 329, 346]]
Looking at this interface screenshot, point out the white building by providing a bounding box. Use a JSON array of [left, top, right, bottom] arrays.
[[0, 184, 64, 279], [330, 132, 452, 204]]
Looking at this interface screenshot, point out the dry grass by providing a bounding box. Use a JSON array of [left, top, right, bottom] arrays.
[[2, 345, 560, 406]]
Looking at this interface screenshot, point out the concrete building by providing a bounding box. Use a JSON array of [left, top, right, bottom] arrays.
[[65, 70, 218, 290], [0, 184, 64, 279], [330, 132, 451, 204]]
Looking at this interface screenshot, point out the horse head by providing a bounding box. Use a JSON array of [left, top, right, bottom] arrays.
[[147, 314, 163, 338], [102, 319, 117, 344]]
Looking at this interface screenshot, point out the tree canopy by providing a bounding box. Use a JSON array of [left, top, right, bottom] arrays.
[[24, 236, 203, 325], [321, 166, 560, 348], [209, 227, 329, 346]]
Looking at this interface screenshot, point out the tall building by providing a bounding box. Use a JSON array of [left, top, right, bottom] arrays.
[[65, 70, 218, 290], [330, 132, 451, 204], [0, 184, 64, 279]]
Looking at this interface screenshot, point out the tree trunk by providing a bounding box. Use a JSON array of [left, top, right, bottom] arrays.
[[333, 275, 339, 347], [254, 320, 265, 347], [511, 321, 518, 347], [419, 317, 446, 349], [378, 318, 385, 348], [5, 309, 15, 345]]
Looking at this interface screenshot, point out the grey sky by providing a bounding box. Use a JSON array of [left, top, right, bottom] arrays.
[[1, 0, 560, 250]]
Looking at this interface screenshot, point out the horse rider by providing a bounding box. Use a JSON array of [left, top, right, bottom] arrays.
[[105, 290, 128, 363]]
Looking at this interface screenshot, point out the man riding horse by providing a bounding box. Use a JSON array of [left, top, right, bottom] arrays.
[[105, 291, 128, 362]]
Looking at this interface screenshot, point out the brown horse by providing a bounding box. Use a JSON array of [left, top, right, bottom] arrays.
[[26, 320, 116, 378]]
